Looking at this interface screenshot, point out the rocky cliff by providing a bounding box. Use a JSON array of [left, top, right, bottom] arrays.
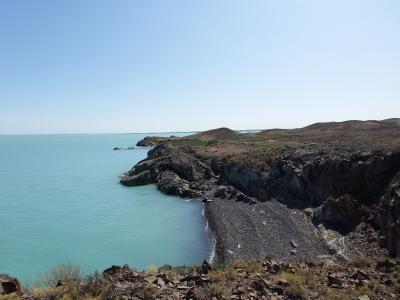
[[121, 119, 400, 261]]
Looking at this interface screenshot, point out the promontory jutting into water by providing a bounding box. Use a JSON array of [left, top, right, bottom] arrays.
[[0, 133, 210, 283]]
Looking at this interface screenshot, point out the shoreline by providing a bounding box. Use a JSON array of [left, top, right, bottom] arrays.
[[120, 119, 400, 262]]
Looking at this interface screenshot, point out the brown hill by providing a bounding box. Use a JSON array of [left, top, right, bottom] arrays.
[[188, 127, 240, 141]]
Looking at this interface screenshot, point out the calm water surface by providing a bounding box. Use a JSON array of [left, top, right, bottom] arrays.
[[0, 134, 210, 284]]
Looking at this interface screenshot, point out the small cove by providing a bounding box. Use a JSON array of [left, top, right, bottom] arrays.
[[0, 133, 211, 284]]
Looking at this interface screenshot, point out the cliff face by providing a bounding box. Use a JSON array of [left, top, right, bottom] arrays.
[[377, 171, 400, 256], [211, 150, 400, 207], [121, 119, 400, 260]]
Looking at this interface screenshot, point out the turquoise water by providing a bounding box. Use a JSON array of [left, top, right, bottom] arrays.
[[0, 134, 210, 284]]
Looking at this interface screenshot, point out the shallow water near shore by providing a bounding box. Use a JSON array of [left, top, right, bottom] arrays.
[[0, 133, 210, 284]]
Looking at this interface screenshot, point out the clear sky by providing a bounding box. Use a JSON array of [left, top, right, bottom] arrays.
[[0, 0, 399, 134]]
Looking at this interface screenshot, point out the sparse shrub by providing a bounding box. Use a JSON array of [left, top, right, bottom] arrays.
[[170, 265, 200, 275], [208, 268, 237, 282], [81, 271, 107, 297], [160, 269, 179, 282], [351, 256, 373, 268], [206, 140, 217, 146], [232, 259, 262, 273], [195, 283, 230, 300], [145, 265, 158, 276], [36, 264, 84, 288], [274, 271, 309, 298]]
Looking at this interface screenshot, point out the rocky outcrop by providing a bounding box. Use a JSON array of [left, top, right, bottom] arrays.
[[22, 257, 400, 299], [158, 170, 200, 197], [121, 144, 212, 196], [313, 195, 362, 233], [122, 120, 400, 259], [136, 136, 167, 147], [0, 274, 23, 296], [377, 171, 400, 256]]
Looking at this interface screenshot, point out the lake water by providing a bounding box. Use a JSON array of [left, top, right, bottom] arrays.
[[0, 133, 210, 284]]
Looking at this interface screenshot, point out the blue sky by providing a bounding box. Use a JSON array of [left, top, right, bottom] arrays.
[[0, 0, 399, 134]]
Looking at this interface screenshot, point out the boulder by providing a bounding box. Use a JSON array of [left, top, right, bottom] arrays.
[[313, 195, 361, 232], [214, 186, 228, 198], [0, 274, 23, 296], [327, 274, 343, 287]]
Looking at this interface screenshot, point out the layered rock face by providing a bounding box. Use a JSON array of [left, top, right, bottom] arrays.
[[121, 119, 400, 260], [121, 144, 213, 197]]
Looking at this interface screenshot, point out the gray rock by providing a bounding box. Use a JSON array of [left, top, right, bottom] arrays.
[[313, 195, 361, 233], [376, 171, 400, 256]]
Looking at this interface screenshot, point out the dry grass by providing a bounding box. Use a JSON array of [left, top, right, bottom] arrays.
[[0, 295, 20, 300], [35, 264, 84, 289], [195, 283, 231, 300], [351, 256, 374, 268], [207, 268, 238, 282], [231, 259, 262, 273]]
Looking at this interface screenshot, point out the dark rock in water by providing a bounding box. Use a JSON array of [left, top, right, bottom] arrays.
[[113, 146, 134, 151], [120, 170, 153, 186], [313, 195, 362, 233], [0, 274, 23, 296]]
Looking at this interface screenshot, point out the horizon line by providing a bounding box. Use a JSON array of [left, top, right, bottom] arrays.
[[0, 129, 265, 136]]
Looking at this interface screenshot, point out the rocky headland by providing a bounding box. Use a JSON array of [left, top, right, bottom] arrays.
[[120, 119, 400, 264]]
